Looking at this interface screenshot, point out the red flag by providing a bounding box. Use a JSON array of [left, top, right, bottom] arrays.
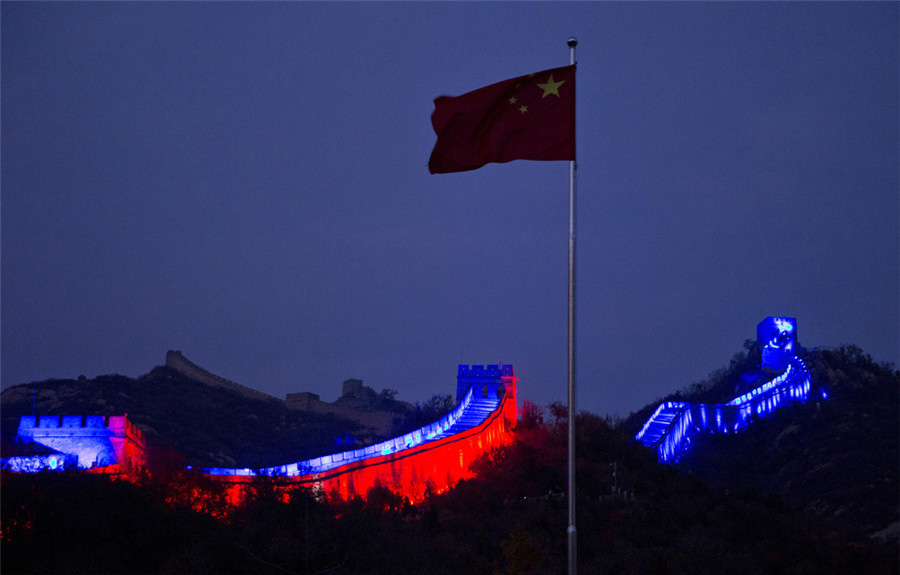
[[428, 65, 575, 174]]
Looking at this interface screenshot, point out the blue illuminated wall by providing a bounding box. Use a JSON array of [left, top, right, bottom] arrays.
[[636, 317, 814, 464], [758, 316, 797, 371], [1, 415, 146, 473]]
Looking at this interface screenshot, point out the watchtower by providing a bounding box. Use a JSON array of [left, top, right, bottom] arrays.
[[456, 364, 515, 403], [757, 316, 797, 371]]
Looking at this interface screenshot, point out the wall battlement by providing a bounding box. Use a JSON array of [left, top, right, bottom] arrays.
[[21, 415, 142, 436], [456, 364, 515, 403], [9, 415, 146, 472], [457, 364, 514, 379]]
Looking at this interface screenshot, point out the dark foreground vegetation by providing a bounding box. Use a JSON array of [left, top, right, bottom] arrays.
[[2, 346, 897, 574]]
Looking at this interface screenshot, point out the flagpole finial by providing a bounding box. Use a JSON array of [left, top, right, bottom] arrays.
[[567, 37, 578, 48]]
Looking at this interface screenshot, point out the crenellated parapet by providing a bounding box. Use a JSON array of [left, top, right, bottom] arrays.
[[456, 364, 516, 403], [457, 364, 515, 379], [7, 415, 146, 473]]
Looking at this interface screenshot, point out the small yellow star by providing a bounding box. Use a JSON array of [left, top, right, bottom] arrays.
[[519, 105, 528, 114], [508, 96, 517, 105], [537, 74, 565, 98]]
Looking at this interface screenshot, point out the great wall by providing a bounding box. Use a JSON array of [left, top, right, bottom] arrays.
[[166, 349, 414, 437], [2, 317, 819, 504], [635, 316, 814, 463], [165, 350, 281, 403], [2, 360, 519, 503], [202, 364, 518, 501], [3, 415, 146, 475]]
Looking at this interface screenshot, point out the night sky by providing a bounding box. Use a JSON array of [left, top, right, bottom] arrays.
[[3, 2, 897, 418]]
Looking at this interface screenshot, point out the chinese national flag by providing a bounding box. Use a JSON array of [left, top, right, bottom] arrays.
[[428, 65, 575, 174]]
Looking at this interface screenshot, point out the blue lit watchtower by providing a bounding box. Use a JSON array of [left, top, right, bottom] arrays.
[[758, 316, 797, 371], [456, 364, 512, 403]]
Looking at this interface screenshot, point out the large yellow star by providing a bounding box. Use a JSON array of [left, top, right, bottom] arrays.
[[537, 74, 565, 98]]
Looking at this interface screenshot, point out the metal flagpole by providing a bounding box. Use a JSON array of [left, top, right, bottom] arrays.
[[566, 36, 578, 575]]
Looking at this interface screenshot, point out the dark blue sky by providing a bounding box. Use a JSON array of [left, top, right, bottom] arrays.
[[3, 2, 897, 418]]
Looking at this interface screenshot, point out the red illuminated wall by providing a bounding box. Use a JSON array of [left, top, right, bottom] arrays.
[[315, 379, 516, 502], [107, 416, 147, 474], [217, 375, 517, 504]]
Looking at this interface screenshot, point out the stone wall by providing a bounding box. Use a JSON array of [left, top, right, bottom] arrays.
[[165, 351, 409, 436], [166, 350, 280, 403], [285, 392, 320, 411], [13, 415, 146, 472]]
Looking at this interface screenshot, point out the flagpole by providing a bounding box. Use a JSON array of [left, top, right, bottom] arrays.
[[566, 36, 578, 575]]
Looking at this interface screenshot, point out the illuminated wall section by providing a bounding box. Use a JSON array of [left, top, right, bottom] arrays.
[[758, 316, 797, 371], [3, 415, 146, 474], [2, 366, 517, 506], [311, 382, 515, 502], [636, 318, 813, 464], [205, 364, 518, 503]]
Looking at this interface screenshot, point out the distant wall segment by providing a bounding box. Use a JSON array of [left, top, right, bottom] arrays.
[[165, 350, 281, 403], [165, 351, 402, 436]]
